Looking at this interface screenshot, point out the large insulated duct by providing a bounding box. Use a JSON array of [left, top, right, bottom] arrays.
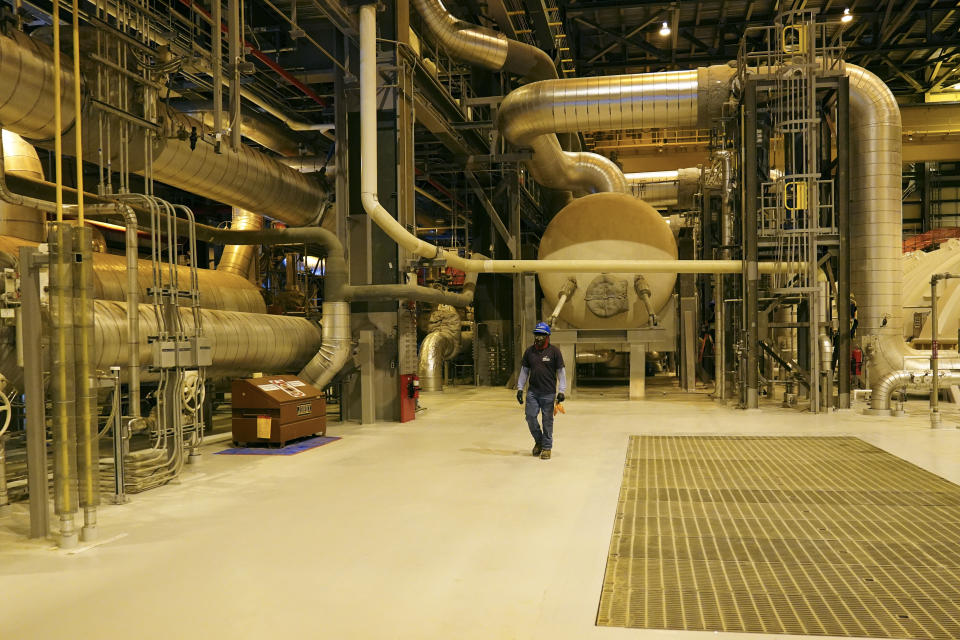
[[144, 105, 328, 226], [93, 301, 321, 378], [0, 130, 45, 241], [411, 0, 620, 193], [207, 224, 484, 389], [412, 0, 557, 81], [218, 209, 263, 280], [0, 31, 77, 141], [0, 31, 327, 227], [844, 64, 960, 383], [496, 66, 734, 193], [0, 235, 263, 312]]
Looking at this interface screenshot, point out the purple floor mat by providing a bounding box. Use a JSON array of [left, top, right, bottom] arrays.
[[215, 435, 341, 456]]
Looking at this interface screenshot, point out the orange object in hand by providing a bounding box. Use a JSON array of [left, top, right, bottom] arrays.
[[553, 403, 566, 416]]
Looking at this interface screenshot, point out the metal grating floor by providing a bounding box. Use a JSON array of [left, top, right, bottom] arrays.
[[596, 436, 960, 639]]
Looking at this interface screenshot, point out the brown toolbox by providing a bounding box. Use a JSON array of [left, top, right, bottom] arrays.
[[231, 375, 326, 446]]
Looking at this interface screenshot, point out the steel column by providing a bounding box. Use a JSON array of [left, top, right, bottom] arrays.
[[837, 77, 852, 409], [20, 246, 48, 538], [742, 80, 760, 409]]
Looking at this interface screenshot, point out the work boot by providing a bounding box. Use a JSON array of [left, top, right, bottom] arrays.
[[532, 443, 542, 456], [540, 449, 551, 460]]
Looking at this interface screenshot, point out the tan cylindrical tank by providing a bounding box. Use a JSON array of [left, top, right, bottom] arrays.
[[538, 192, 677, 329]]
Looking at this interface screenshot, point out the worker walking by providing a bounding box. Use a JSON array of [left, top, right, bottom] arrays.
[[516, 322, 567, 460]]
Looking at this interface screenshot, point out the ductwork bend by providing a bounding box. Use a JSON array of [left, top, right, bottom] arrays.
[[411, 0, 557, 82], [418, 304, 462, 392], [411, 0, 618, 193], [868, 369, 960, 414], [495, 66, 735, 194]]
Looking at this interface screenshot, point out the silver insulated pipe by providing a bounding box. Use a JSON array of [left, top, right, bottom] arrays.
[[412, 0, 557, 81], [417, 304, 463, 392], [298, 301, 352, 390], [845, 64, 960, 383], [496, 66, 735, 193], [93, 301, 322, 378], [412, 0, 621, 193], [0, 32, 327, 227]]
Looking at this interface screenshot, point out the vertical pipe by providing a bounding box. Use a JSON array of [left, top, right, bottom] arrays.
[[109, 366, 128, 503], [714, 273, 724, 400], [0, 434, 7, 510], [228, 0, 241, 150], [930, 275, 941, 428], [52, 0, 63, 223], [73, 226, 98, 541], [837, 77, 851, 409], [360, 5, 378, 199], [211, 0, 223, 142], [20, 246, 48, 538], [72, 0, 97, 541], [123, 208, 140, 417], [742, 79, 759, 409], [49, 223, 78, 548]]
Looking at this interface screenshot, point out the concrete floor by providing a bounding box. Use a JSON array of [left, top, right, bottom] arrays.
[[2, 382, 960, 640]]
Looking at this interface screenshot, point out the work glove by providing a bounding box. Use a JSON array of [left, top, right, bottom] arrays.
[[516, 390, 523, 405], [557, 392, 565, 404]]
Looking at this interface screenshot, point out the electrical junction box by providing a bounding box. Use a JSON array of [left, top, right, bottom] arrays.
[[151, 336, 212, 368], [231, 374, 326, 446]]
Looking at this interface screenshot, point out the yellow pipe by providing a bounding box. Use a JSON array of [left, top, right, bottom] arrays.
[[52, 0, 62, 222], [71, 0, 83, 224], [72, 0, 97, 532], [53, 0, 76, 545]]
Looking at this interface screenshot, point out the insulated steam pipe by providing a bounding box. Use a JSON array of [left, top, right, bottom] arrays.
[[412, 0, 557, 82], [0, 32, 329, 227], [93, 300, 322, 377], [360, 6, 769, 277], [298, 301, 351, 390], [410, 0, 619, 193], [495, 66, 734, 193], [120, 207, 141, 417]]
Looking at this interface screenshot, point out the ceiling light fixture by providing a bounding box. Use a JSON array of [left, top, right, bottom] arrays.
[[841, 8, 853, 23], [659, 21, 671, 36]]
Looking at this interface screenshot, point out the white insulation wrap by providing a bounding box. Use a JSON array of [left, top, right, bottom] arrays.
[[93, 301, 322, 378]]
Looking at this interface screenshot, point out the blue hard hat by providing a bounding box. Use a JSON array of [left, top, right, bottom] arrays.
[[533, 322, 551, 335]]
